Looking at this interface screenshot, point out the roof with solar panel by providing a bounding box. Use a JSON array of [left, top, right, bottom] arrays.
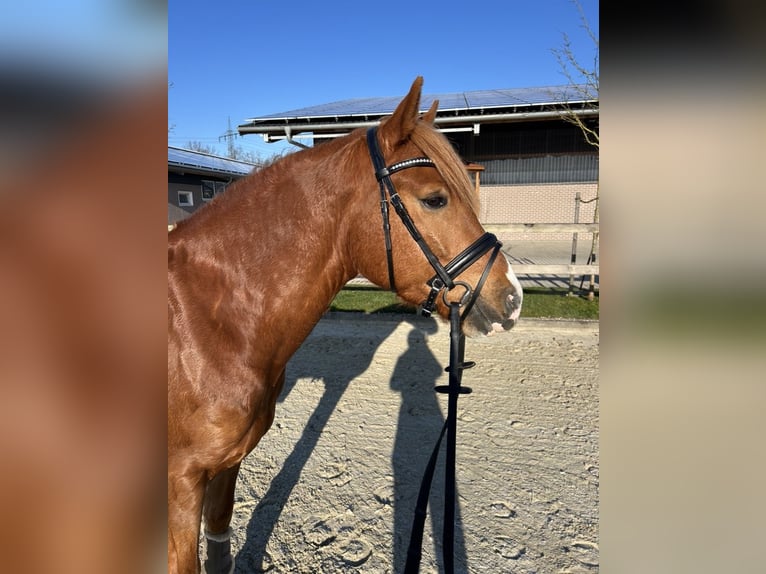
[[168, 146, 259, 176], [238, 84, 597, 143]]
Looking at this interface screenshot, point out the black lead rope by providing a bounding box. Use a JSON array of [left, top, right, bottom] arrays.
[[364, 125, 503, 572], [404, 246, 498, 574], [404, 302, 471, 574]]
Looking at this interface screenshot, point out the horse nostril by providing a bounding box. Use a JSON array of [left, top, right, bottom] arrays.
[[505, 291, 520, 311]]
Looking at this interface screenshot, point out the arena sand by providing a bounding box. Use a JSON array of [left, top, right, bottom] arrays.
[[202, 313, 598, 574]]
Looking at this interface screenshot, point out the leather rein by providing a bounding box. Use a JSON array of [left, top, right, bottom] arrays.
[[366, 126, 502, 573]]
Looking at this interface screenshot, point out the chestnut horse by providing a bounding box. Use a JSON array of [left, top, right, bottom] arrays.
[[168, 77, 523, 573]]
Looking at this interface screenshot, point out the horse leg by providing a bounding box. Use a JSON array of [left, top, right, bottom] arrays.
[[202, 463, 241, 574], [199, 368, 286, 573], [168, 468, 207, 574]]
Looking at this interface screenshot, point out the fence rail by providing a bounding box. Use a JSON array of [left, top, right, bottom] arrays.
[[170, 221, 600, 288], [348, 222, 599, 294], [509, 264, 598, 275], [483, 223, 599, 278], [482, 222, 599, 234]]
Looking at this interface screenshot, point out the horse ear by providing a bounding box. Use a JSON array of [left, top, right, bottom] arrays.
[[421, 99, 439, 124], [378, 76, 423, 150]]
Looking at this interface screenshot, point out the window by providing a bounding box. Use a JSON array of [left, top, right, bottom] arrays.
[[201, 180, 215, 201], [202, 180, 227, 201], [178, 191, 193, 207]]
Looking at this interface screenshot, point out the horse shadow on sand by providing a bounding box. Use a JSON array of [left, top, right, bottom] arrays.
[[235, 313, 468, 573]]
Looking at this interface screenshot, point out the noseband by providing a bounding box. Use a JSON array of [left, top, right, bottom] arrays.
[[366, 127, 502, 319]]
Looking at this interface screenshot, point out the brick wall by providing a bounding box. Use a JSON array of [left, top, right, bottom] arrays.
[[478, 182, 598, 241]]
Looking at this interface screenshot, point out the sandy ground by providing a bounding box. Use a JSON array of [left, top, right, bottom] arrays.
[[210, 313, 599, 573]]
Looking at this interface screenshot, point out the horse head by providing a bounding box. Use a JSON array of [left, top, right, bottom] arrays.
[[349, 77, 523, 336]]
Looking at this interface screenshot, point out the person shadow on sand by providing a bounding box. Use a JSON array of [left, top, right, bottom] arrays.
[[233, 314, 467, 573], [390, 317, 468, 573]]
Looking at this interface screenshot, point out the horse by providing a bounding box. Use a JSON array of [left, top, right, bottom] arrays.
[[168, 77, 523, 573]]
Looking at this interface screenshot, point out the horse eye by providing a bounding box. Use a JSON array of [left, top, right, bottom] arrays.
[[421, 194, 448, 210]]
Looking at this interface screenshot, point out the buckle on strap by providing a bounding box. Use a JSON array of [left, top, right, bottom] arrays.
[[420, 278, 444, 317], [374, 166, 390, 180]]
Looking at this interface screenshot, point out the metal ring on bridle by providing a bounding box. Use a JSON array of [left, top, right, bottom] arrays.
[[442, 281, 473, 308]]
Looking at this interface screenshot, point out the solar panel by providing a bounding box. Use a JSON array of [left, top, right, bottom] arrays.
[[245, 84, 595, 123], [168, 147, 256, 176]]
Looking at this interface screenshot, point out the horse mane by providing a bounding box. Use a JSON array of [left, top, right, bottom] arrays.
[[409, 121, 479, 215], [170, 117, 477, 237]]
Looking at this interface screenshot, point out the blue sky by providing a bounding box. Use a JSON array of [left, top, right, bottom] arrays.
[[168, 0, 598, 159]]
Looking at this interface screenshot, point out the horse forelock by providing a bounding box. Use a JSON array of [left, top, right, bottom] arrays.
[[410, 122, 478, 215]]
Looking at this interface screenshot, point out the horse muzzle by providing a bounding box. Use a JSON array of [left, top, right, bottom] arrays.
[[462, 259, 523, 337]]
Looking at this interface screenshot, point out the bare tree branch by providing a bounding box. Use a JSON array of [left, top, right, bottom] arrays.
[[551, 6, 599, 149], [551, 0, 599, 299]]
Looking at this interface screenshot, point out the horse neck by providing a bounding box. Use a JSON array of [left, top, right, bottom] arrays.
[[172, 139, 367, 362]]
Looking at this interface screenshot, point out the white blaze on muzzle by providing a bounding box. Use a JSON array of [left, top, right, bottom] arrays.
[[505, 255, 524, 323]]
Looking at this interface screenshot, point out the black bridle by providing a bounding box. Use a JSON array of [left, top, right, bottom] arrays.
[[366, 127, 502, 319], [367, 126, 504, 573]]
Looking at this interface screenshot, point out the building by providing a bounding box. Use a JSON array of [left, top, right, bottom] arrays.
[[167, 146, 259, 225], [237, 85, 598, 241]]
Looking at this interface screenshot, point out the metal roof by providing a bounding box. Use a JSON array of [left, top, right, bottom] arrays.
[[238, 84, 597, 142], [168, 146, 258, 177]]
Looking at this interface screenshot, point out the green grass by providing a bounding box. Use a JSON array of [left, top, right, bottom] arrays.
[[520, 287, 599, 320], [329, 287, 413, 314], [329, 286, 598, 320]]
